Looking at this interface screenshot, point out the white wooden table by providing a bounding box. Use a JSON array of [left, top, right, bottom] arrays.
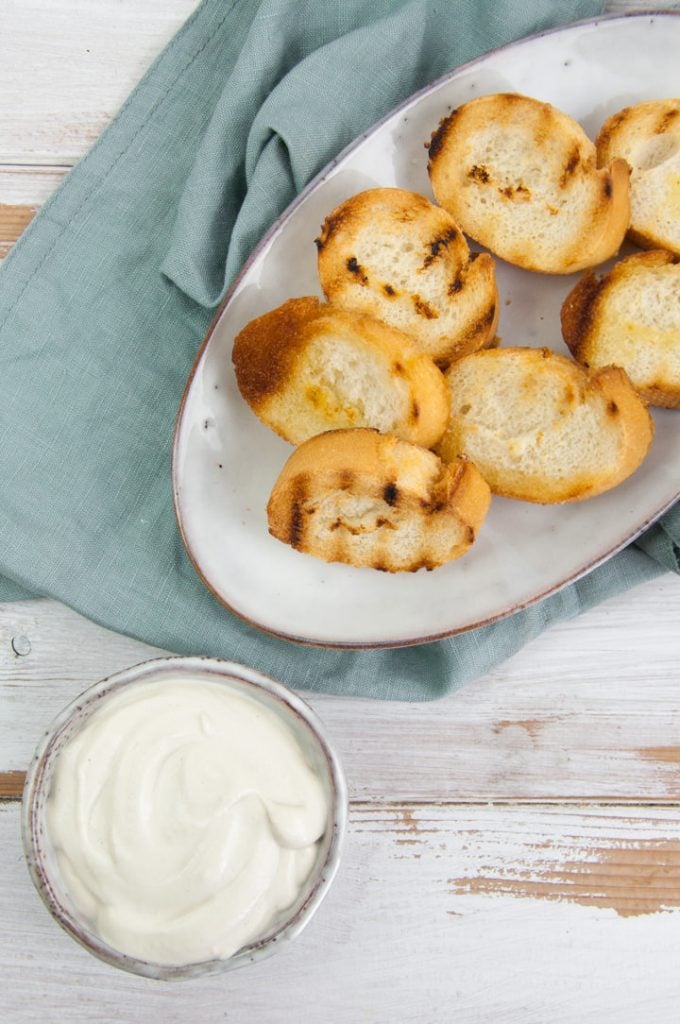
[[1, 3, 679, 1021]]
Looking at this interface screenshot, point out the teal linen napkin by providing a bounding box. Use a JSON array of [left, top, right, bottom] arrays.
[[0, 0, 677, 700]]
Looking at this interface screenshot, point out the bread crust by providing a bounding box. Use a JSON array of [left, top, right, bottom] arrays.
[[267, 429, 491, 572], [232, 297, 450, 448], [596, 99, 680, 256], [316, 187, 498, 367], [427, 93, 630, 274], [436, 347, 654, 503], [561, 249, 680, 409]]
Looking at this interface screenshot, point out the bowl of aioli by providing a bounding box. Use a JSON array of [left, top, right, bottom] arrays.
[[22, 657, 347, 980]]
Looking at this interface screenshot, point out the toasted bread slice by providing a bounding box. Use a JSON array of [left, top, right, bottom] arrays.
[[316, 188, 498, 367], [436, 347, 653, 503], [267, 429, 491, 572], [561, 249, 680, 409], [427, 93, 630, 275], [596, 99, 680, 255], [232, 297, 449, 448]]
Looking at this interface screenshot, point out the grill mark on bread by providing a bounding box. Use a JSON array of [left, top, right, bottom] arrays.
[[657, 107, 680, 133], [346, 256, 369, 284], [413, 295, 438, 319], [603, 174, 613, 199], [474, 302, 496, 333], [560, 146, 581, 187], [422, 227, 459, 267], [448, 274, 464, 295], [383, 283, 397, 296], [383, 481, 399, 506], [338, 469, 355, 490], [411, 400, 420, 421], [597, 108, 629, 150], [427, 112, 456, 166], [499, 182, 530, 201], [288, 476, 308, 549], [468, 164, 491, 184], [608, 400, 619, 416], [315, 210, 346, 252], [560, 271, 605, 359]]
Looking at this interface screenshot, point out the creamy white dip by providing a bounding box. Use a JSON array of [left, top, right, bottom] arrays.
[[46, 677, 329, 965]]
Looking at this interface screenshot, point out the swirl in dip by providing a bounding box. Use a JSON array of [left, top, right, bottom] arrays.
[[45, 677, 330, 966]]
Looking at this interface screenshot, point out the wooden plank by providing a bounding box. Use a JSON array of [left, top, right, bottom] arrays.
[[2, 575, 679, 802], [0, 771, 24, 800], [0, 203, 37, 239], [0, 0, 198, 165], [4, 801, 680, 1022], [0, 203, 38, 257], [0, 167, 67, 257]]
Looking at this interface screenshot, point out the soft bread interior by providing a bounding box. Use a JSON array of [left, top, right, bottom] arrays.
[[596, 100, 680, 254], [562, 250, 680, 408], [428, 93, 630, 274], [233, 297, 449, 448], [269, 332, 412, 436], [437, 348, 653, 503]]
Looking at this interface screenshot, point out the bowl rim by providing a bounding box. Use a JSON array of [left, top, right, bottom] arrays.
[[21, 655, 348, 980]]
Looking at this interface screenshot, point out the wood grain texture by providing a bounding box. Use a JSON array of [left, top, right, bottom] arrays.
[[1, 575, 679, 801], [5, 801, 680, 1023], [0, 203, 38, 240], [0, 771, 25, 800], [0, 0, 198, 165]]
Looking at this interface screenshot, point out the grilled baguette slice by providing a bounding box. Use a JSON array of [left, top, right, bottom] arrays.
[[596, 99, 680, 255], [267, 429, 491, 572], [316, 187, 498, 367], [427, 93, 630, 274], [436, 347, 653, 503], [232, 297, 449, 448], [562, 249, 680, 409]]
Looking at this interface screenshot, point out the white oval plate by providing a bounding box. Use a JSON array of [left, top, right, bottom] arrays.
[[173, 11, 680, 649]]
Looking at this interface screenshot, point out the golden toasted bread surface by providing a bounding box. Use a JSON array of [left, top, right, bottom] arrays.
[[316, 187, 498, 367], [562, 249, 680, 409], [267, 429, 491, 572], [427, 93, 630, 274], [232, 297, 449, 448], [596, 99, 680, 255], [436, 347, 653, 503]]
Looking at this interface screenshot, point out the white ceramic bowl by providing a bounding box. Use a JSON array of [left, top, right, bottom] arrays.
[[22, 657, 347, 980]]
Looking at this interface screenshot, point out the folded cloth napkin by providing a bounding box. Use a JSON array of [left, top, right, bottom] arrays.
[[0, 0, 677, 700]]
